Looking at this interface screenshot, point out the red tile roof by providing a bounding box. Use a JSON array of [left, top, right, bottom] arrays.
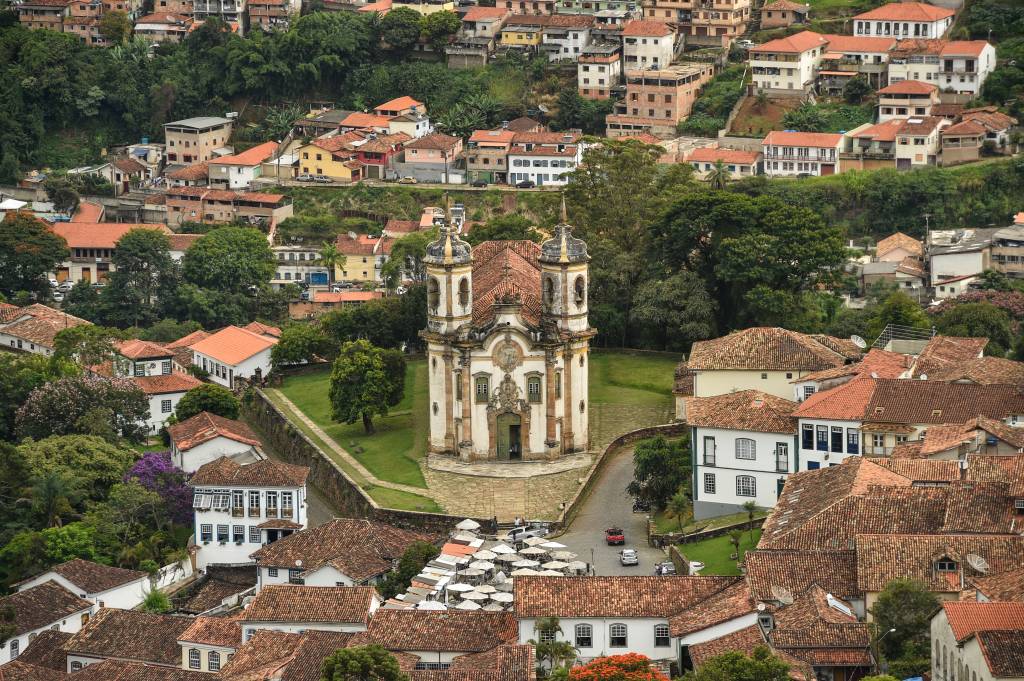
[[178, 614, 242, 647], [877, 231, 924, 257], [341, 112, 393, 129], [241, 585, 377, 625], [685, 390, 796, 433], [133, 372, 203, 396], [117, 338, 173, 360], [878, 79, 938, 95], [470, 129, 517, 144], [463, 6, 508, 21], [168, 411, 261, 451], [752, 29, 827, 53], [71, 659, 211, 680], [405, 132, 461, 152], [913, 335, 988, 377], [244, 321, 281, 338], [669, 580, 754, 636], [16, 629, 73, 671], [793, 348, 910, 383], [36, 558, 146, 594], [943, 120, 987, 136], [745, 550, 860, 602], [376, 96, 424, 112], [191, 457, 308, 488], [166, 162, 210, 181], [212, 141, 279, 166], [978, 630, 1024, 678], [820, 34, 895, 52], [72, 201, 105, 223], [972, 567, 1024, 603], [961, 108, 1018, 132], [471, 240, 543, 328], [689, 327, 851, 372], [363, 611, 518, 652], [763, 130, 843, 147], [686, 147, 761, 165], [189, 324, 277, 365], [0, 660, 67, 681], [168, 233, 203, 251], [0, 581, 91, 637], [763, 0, 808, 11], [313, 291, 383, 303], [621, 19, 673, 36], [64, 608, 194, 666], [853, 2, 953, 22], [943, 602, 1024, 642], [50, 222, 171, 249], [941, 40, 990, 57]]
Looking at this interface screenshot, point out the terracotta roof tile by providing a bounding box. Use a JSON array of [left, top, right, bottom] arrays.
[[179, 614, 242, 648], [505, 117, 543, 133], [167, 163, 210, 181], [463, 6, 508, 20], [688, 327, 851, 372], [213, 141, 279, 167], [854, 2, 952, 21], [913, 335, 987, 376], [686, 147, 761, 165], [220, 630, 302, 680], [972, 567, 1024, 602], [340, 112, 393, 129], [133, 372, 203, 395], [0, 302, 21, 323], [165, 329, 211, 349], [168, 411, 261, 452], [927, 356, 1024, 385], [0, 581, 91, 637], [877, 231, 924, 257], [42, 558, 146, 594], [405, 133, 460, 152], [0, 660, 67, 681], [878, 79, 938, 95], [745, 550, 859, 602], [968, 455, 1024, 496], [376, 96, 424, 112], [513, 575, 739, 618], [792, 376, 876, 420], [71, 660, 210, 680], [191, 457, 308, 488], [752, 30, 827, 54], [50, 222, 171, 249], [978, 630, 1024, 677], [280, 630, 366, 681], [14, 629, 72, 670], [763, 130, 842, 147], [250, 518, 432, 582], [189, 325, 277, 365], [943, 120, 987, 136], [943, 602, 1024, 641], [871, 457, 961, 481], [168, 233, 203, 251], [73, 201, 105, 223], [941, 40, 990, 57], [897, 115, 947, 135], [961, 108, 1018, 132], [64, 608, 194, 665], [244, 321, 281, 338], [768, 586, 870, 664], [420, 644, 535, 681], [820, 34, 895, 52], [117, 338, 174, 360], [685, 390, 796, 433], [669, 580, 754, 636], [688, 625, 767, 670], [471, 240, 544, 328], [621, 19, 673, 35], [240, 585, 377, 625], [763, 0, 808, 11], [792, 348, 909, 383], [364, 611, 517, 652], [0, 304, 90, 348]]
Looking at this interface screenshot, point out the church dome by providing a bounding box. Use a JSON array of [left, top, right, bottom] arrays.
[[424, 225, 471, 265], [539, 223, 588, 264]]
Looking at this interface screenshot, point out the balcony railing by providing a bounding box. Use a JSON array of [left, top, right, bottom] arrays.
[[266, 506, 279, 518], [248, 507, 261, 517], [703, 453, 716, 466]]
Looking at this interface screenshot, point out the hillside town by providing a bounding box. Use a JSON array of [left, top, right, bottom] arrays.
[[1, 0, 1024, 678]]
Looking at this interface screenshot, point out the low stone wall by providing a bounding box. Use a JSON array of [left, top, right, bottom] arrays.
[[651, 516, 766, 549], [242, 388, 496, 536], [554, 422, 688, 531]]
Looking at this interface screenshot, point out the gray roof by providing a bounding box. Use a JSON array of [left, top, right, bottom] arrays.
[[540, 224, 588, 264], [165, 116, 232, 130], [993, 225, 1024, 245], [929, 227, 998, 255], [425, 226, 472, 265]]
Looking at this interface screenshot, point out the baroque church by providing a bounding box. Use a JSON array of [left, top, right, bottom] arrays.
[[420, 203, 595, 462]]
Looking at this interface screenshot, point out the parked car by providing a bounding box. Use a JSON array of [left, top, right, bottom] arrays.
[[736, 39, 755, 49], [57, 281, 74, 292], [605, 527, 625, 545], [51, 291, 65, 302], [505, 525, 548, 544], [313, 175, 332, 184], [471, 180, 488, 188], [398, 176, 418, 185], [654, 561, 676, 575], [48, 278, 59, 288], [295, 174, 314, 182], [619, 549, 639, 566], [515, 180, 536, 189]]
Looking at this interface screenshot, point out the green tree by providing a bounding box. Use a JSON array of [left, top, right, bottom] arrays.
[[380, 348, 407, 408], [382, 229, 435, 284], [328, 340, 398, 433], [62, 280, 103, 321], [106, 227, 176, 328], [16, 375, 150, 444], [727, 529, 743, 560], [0, 524, 98, 590], [0, 212, 70, 297], [139, 318, 202, 343], [98, 10, 132, 44], [869, 578, 940, 661], [271, 323, 333, 368], [742, 500, 760, 540], [319, 241, 344, 287], [0, 352, 78, 442], [706, 160, 731, 190], [377, 540, 439, 599], [464, 214, 542, 246], [182, 226, 275, 294], [53, 324, 120, 366], [19, 435, 136, 507], [43, 177, 80, 216], [321, 645, 409, 681], [782, 103, 829, 132], [631, 271, 717, 351], [530, 617, 577, 674], [141, 590, 171, 613], [421, 10, 460, 51], [625, 435, 690, 511], [935, 302, 1014, 356], [844, 76, 872, 104], [682, 646, 793, 681], [867, 291, 931, 340], [27, 469, 83, 528], [379, 7, 422, 52], [666, 491, 691, 531], [175, 384, 241, 421]]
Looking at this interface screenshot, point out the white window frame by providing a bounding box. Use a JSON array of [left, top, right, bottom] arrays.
[[609, 623, 627, 647], [736, 438, 756, 460], [575, 623, 593, 648], [736, 475, 756, 497], [188, 648, 201, 669], [704, 473, 716, 494], [654, 624, 671, 647]]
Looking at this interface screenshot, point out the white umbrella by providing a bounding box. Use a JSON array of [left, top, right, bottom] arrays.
[[446, 583, 474, 593], [417, 601, 447, 610], [455, 600, 481, 610], [567, 560, 588, 571], [542, 560, 569, 570], [539, 569, 564, 576], [460, 568, 484, 577], [540, 541, 567, 549], [473, 550, 497, 560], [452, 533, 478, 542], [490, 592, 514, 603], [523, 537, 548, 547], [490, 543, 517, 554], [519, 547, 548, 556], [510, 567, 540, 576], [482, 602, 505, 611], [456, 519, 481, 531], [551, 551, 577, 561], [461, 591, 488, 601], [494, 554, 520, 563], [512, 559, 540, 568], [469, 560, 495, 571], [476, 584, 497, 594]]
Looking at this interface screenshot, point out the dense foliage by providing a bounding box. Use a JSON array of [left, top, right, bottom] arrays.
[[377, 541, 439, 599], [321, 645, 409, 681], [869, 578, 940, 676], [626, 436, 691, 512], [16, 374, 150, 443], [677, 65, 746, 137], [328, 340, 406, 433], [175, 383, 242, 422], [681, 646, 793, 681], [568, 653, 670, 681]]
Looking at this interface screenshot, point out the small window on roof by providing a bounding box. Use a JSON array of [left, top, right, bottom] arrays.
[[874, 406, 885, 415], [932, 409, 942, 418]]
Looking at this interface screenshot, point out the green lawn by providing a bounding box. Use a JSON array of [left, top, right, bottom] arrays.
[[653, 510, 767, 536], [278, 360, 429, 488], [681, 529, 762, 576], [589, 350, 678, 407]]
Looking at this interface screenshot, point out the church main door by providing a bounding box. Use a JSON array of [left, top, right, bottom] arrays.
[[496, 413, 522, 461]]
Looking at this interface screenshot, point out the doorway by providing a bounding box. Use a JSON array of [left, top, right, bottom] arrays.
[[496, 413, 522, 461]]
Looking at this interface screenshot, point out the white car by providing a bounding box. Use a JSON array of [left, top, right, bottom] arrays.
[[48, 278, 59, 288], [619, 549, 639, 566], [52, 291, 65, 302], [57, 281, 74, 292]]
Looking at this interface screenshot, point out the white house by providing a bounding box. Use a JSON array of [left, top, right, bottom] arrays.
[[887, 39, 997, 96], [895, 115, 950, 168], [507, 131, 585, 187], [0, 582, 92, 664], [514, 576, 739, 665], [686, 390, 797, 518], [190, 325, 278, 389], [15, 559, 149, 611], [933, 273, 979, 300], [931, 601, 1024, 681], [178, 616, 240, 673], [208, 141, 278, 190], [251, 518, 432, 591], [748, 30, 827, 95], [876, 80, 939, 121], [240, 585, 380, 641], [169, 411, 264, 473], [541, 15, 594, 62], [762, 130, 843, 176], [621, 20, 675, 70], [0, 304, 91, 357], [64, 608, 194, 673], [928, 227, 997, 286], [190, 457, 310, 570], [852, 2, 953, 39], [105, 339, 204, 434]]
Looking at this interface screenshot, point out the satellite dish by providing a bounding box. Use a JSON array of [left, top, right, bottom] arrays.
[[967, 554, 990, 573], [770, 585, 794, 605], [850, 335, 867, 349]]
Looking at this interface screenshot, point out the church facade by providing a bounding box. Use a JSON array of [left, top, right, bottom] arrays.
[[420, 208, 595, 462]]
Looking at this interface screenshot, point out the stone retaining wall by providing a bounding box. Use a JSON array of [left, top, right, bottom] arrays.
[[650, 516, 766, 547], [242, 388, 496, 536]]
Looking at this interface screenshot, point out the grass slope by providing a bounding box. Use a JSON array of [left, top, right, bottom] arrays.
[[682, 528, 763, 576]]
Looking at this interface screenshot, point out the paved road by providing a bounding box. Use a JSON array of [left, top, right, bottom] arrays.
[[556, 445, 667, 576]]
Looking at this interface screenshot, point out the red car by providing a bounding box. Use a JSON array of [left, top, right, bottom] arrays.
[[605, 527, 625, 545]]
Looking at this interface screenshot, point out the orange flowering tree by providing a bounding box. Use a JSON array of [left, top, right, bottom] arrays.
[[568, 653, 670, 681]]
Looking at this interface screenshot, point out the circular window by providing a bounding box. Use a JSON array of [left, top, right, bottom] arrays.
[[432, 402, 439, 415], [579, 400, 585, 413]]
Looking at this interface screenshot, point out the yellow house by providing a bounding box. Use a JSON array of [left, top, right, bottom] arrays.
[[391, 0, 455, 14], [334, 233, 394, 284], [500, 22, 543, 47], [297, 138, 362, 182]]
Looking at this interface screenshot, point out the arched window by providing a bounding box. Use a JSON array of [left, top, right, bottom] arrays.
[[209, 651, 221, 672], [736, 475, 756, 497], [575, 624, 593, 648], [543, 276, 555, 311], [458, 277, 470, 307], [574, 275, 586, 305], [188, 649, 201, 670], [527, 376, 542, 403], [736, 438, 756, 460], [934, 639, 940, 667], [9, 638, 18, 659], [609, 623, 627, 647], [654, 624, 670, 647], [428, 277, 440, 312]]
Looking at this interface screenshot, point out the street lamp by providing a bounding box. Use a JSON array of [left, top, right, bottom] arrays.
[[870, 627, 897, 674]]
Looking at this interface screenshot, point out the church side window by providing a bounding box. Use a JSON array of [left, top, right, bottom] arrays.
[[543, 276, 555, 311], [555, 371, 562, 398], [428, 277, 440, 312], [475, 376, 490, 403], [574, 275, 586, 305], [458, 277, 470, 307], [527, 376, 542, 403], [455, 373, 463, 401]]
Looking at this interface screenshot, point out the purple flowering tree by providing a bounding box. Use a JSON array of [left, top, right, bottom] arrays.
[[125, 452, 192, 525]]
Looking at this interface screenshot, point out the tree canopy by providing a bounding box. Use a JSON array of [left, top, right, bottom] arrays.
[[182, 226, 275, 294], [175, 383, 241, 422], [681, 646, 793, 681], [625, 435, 691, 512], [321, 645, 409, 681], [0, 212, 70, 297], [328, 340, 402, 433]]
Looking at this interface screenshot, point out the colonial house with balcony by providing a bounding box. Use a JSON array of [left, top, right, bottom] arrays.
[[841, 119, 903, 171], [748, 30, 827, 96], [762, 130, 842, 176], [272, 244, 330, 288], [621, 20, 675, 70], [876, 80, 939, 121], [684, 146, 761, 180], [959, 107, 1018, 152], [541, 14, 594, 62], [644, 0, 750, 47], [605, 62, 714, 138], [169, 411, 264, 473], [888, 39, 996, 96], [251, 518, 432, 591], [240, 586, 379, 640], [64, 608, 194, 673], [816, 34, 894, 93], [190, 325, 278, 390], [895, 115, 950, 168], [852, 2, 952, 40], [190, 457, 309, 570], [49, 222, 172, 284], [467, 128, 516, 184], [164, 116, 234, 165], [507, 131, 584, 186], [177, 616, 239, 674], [248, 0, 289, 30], [578, 42, 622, 99], [687, 390, 797, 517], [16, 0, 72, 31], [164, 187, 293, 228]]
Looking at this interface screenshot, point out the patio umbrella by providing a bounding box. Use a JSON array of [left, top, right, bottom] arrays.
[[512, 559, 540, 568], [461, 591, 488, 601], [551, 551, 577, 561], [469, 560, 495, 571], [495, 581, 514, 592], [452, 533, 478, 542], [446, 583, 474, 593], [519, 547, 548, 556], [472, 550, 497, 561], [539, 569, 564, 576], [523, 537, 548, 547], [455, 600, 481, 610], [490, 543, 517, 554], [494, 554, 520, 564], [490, 592, 514, 603], [455, 519, 481, 531], [567, 561, 588, 574], [542, 560, 569, 570], [460, 568, 484, 577], [475, 584, 497, 594], [510, 567, 540, 576], [417, 601, 447, 610], [482, 602, 505, 611], [540, 541, 567, 549]]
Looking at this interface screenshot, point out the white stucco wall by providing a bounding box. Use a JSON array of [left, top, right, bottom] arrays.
[[518, 617, 675, 662], [931, 251, 986, 285], [1, 607, 92, 664], [175, 437, 259, 473], [16, 573, 148, 611], [194, 347, 274, 389], [693, 426, 795, 510], [693, 369, 812, 401], [180, 642, 236, 673], [797, 418, 862, 469]]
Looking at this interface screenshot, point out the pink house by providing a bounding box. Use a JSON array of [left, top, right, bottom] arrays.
[[403, 133, 463, 164]]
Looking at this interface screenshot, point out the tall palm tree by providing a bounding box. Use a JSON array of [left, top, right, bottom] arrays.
[[741, 500, 760, 541], [707, 160, 731, 190], [27, 471, 81, 528], [530, 617, 577, 675], [666, 491, 692, 532], [319, 242, 344, 288]]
